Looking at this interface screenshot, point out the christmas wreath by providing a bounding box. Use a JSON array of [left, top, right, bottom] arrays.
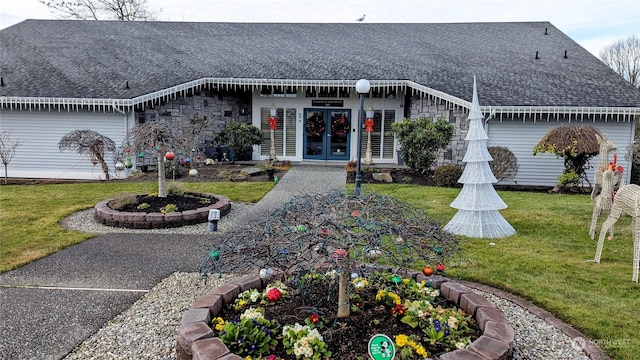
[[331, 115, 350, 137], [305, 116, 326, 137]]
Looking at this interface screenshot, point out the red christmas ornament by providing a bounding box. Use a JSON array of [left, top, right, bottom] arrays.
[[332, 248, 347, 262], [266, 288, 282, 302], [436, 263, 445, 272], [422, 266, 434, 276], [164, 152, 175, 160]]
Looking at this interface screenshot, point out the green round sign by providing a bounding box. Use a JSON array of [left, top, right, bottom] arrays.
[[368, 334, 395, 360]]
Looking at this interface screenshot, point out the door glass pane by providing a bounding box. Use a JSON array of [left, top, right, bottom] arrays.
[[329, 111, 349, 157], [305, 111, 325, 157]]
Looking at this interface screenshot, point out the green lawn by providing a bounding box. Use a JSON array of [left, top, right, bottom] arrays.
[[363, 184, 638, 360], [0, 181, 274, 272], [1, 181, 638, 358]]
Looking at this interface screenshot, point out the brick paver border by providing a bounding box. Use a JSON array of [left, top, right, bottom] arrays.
[[175, 270, 523, 360], [95, 192, 231, 229]]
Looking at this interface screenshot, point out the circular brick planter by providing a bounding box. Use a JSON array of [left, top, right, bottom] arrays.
[[175, 270, 515, 360], [94, 192, 231, 229]]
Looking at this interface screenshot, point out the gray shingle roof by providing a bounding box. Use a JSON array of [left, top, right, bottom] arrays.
[[1, 20, 639, 107]]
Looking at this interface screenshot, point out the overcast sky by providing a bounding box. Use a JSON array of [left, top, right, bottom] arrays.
[[1, 0, 638, 57]]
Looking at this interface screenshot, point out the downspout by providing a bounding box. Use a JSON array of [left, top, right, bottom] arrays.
[[484, 107, 496, 136]]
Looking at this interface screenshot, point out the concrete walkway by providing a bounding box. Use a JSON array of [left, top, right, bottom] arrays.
[[0, 165, 347, 360]]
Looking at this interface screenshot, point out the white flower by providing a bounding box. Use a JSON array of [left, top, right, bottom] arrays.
[[448, 316, 459, 329], [240, 307, 264, 320], [455, 341, 467, 349], [325, 270, 338, 279]]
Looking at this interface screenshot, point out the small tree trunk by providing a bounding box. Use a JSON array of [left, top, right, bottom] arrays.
[[95, 153, 110, 180], [337, 268, 350, 318], [158, 156, 167, 197], [3, 163, 7, 184]]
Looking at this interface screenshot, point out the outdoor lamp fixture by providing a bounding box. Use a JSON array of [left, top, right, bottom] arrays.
[[364, 105, 375, 165], [269, 103, 278, 160], [355, 79, 370, 197]]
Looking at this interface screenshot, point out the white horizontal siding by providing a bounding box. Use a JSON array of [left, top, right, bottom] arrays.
[[0, 110, 129, 180], [487, 119, 633, 187]]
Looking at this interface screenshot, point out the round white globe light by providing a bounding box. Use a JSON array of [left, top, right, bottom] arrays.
[[355, 79, 370, 94]]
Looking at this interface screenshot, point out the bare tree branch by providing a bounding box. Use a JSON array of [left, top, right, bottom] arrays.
[[38, 0, 159, 21], [124, 116, 214, 196], [0, 131, 23, 184], [58, 129, 116, 180], [600, 35, 640, 89]]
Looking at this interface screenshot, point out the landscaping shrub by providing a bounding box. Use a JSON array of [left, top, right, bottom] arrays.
[[215, 122, 262, 163], [432, 164, 463, 187], [108, 193, 138, 210], [166, 182, 187, 196], [391, 117, 454, 174], [488, 146, 519, 182]]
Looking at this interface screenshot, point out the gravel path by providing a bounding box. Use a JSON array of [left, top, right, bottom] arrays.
[[61, 206, 597, 360]]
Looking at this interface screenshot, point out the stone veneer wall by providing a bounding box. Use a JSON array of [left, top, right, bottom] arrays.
[[408, 96, 470, 168], [136, 90, 252, 146], [175, 270, 515, 360]]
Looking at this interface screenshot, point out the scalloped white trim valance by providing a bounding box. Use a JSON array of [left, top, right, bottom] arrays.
[[1, 77, 638, 121]]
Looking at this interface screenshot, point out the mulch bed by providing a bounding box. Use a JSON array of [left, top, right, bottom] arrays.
[[118, 194, 216, 213]]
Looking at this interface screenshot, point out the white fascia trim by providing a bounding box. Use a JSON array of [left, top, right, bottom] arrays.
[[2, 78, 639, 119]]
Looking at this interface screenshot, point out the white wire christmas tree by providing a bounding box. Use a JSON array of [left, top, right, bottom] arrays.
[[443, 77, 516, 238]]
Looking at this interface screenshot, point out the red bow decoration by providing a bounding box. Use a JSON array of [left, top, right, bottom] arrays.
[[268, 116, 278, 130], [364, 118, 374, 133]]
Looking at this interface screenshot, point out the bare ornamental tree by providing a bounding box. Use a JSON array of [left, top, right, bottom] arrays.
[[58, 129, 116, 180], [533, 125, 601, 193], [0, 131, 23, 184], [600, 35, 640, 89], [38, 0, 159, 21], [125, 116, 213, 197]]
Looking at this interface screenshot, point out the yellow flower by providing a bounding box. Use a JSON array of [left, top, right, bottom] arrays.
[[395, 334, 408, 347], [212, 317, 226, 331], [245, 356, 252, 360], [375, 290, 386, 301], [402, 278, 410, 284], [415, 344, 428, 358]]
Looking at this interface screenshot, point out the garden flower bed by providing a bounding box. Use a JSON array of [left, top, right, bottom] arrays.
[[94, 192, 230, 229], [176, 268, 515, 360]]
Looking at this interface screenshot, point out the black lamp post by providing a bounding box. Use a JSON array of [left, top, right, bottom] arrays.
[[355, 79, 370, 197]]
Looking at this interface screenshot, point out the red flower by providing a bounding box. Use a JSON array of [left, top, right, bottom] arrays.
[[309, 313, 319, 324], [320, 229, 330, 236], [352, 211, 360, 217], [391, 304, 405, 316], [436, 263, 445, 272], [266, 288, 282, 302]]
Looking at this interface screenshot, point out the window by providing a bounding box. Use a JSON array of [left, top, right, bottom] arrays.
[[261, 107, 297, 157]]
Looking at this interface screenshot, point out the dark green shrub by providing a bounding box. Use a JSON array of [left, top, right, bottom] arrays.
[[432, 164, 463, 187], [215, 122, 262, 163], [488, 146, 519, 182], [391, 117, 454, 174]]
